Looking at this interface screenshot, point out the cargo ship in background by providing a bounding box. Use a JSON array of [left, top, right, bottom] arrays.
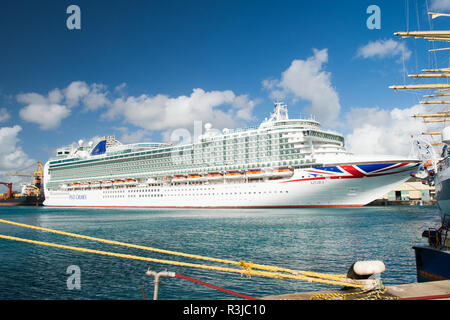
[[43, 102, 420, 208], [0, 161, 44, 206], [389, 11, 450, 282]]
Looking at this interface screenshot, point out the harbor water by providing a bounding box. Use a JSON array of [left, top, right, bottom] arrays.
[[0, 206, 442, 300]]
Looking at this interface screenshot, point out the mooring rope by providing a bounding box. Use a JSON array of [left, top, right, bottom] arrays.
[[0, 233, 363, 288], [0, 218, 349, 284]]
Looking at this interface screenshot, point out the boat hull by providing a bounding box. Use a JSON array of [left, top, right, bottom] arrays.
[[413, 246, 450, 282], [44, 161, 419, 208], [0, 195, 44, 206]]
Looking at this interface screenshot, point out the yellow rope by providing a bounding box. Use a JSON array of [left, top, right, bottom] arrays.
[[0, 234, 363, 288], [310, 287, 373, 300], [309, 284, 398, 300], [0, 218, 346, 282]]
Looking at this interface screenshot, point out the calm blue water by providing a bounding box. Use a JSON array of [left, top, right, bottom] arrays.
[[0, 206, 442, 300]]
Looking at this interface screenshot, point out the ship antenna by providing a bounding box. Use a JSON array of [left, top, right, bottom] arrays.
[[272, 101, 289, 121]]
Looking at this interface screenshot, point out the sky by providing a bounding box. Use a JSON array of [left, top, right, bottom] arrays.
[[1, 0, 450, 183]]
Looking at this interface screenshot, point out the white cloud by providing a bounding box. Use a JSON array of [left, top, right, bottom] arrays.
[[64, 81, 90, 107], [0, 108, 10, 122], [0, 125, 35, 183], [17, 81, 110, 130], [114, 83, 127, 95], [106, 88, 257, 131], [64, 81, 109, 110], [83, 84, 110, 111], [48, 88, 64, 104], [113, 127, 152, 144], [262, 48, 341, 126], [356, 39, 411, 61], [345, 104, 431, 157], [17, 81, 256, 133], [19, 103, 70, 130], [17, 92, 49, 105], [17, 91, 71, 130], [430, 0, 450, 11]]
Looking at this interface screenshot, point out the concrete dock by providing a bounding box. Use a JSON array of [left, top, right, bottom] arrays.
[[263, 280, 450, 300]]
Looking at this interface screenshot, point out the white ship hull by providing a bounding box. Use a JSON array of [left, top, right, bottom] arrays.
[[44, 161, 419, 208]]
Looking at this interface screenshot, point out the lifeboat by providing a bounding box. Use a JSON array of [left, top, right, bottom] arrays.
[[90, 181, 102, 188], [172, 175, 187, 183], [124, 178, 137, 186], [225, 170, 244, 180], [83, 182, 91, 188], [272, 166, 294, 178], [73, 182, 82, 189], [186, 173, 204, 182], [206, 172, 223, 181], [113, 179, 125, 187], [102, 180, 113, 188], [246, 168, 267, 179]]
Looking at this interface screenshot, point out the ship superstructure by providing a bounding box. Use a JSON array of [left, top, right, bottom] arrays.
[[43, 103, 419, 208]]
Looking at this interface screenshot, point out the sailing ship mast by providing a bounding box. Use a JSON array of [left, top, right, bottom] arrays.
[[390, 11, 450, 140]]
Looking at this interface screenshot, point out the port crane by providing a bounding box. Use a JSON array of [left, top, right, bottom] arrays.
[[2, 161, 44, 197], [0, 182, 12, 199], [5, 161, 43, 179]]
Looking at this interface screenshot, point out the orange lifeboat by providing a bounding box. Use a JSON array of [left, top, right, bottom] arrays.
[[272, 166, 294, 178], [124, 178, 137, 186], [186, 173, 204, 182], [246, 168, 266, 179], [172, 175, 187, 183], [113, 179, 125, 187], [206, 172, 223, 181], [90, 181, 101, 188], [79, 182, 90, 189], [225, 170, 244, 180]]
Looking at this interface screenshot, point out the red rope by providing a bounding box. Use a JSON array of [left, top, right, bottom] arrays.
[[399, 293, 450, 300], [175, 273, 261, 300]]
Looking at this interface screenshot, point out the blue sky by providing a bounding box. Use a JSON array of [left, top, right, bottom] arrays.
[[1, 0, 450, 178]]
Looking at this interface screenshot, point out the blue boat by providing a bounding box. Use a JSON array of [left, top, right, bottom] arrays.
[[413, 216, 450, 282]]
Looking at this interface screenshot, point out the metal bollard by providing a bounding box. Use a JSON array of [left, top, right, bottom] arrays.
[[145, 268, 176, 300]]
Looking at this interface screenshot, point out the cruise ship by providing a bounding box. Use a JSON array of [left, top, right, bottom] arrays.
[[43, 103, 420, 208]]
